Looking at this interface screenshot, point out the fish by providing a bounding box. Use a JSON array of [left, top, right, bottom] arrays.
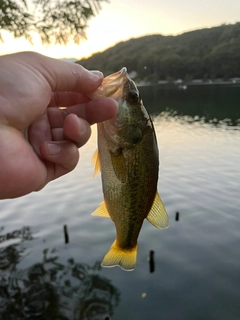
[[89, 67, 168, 271]]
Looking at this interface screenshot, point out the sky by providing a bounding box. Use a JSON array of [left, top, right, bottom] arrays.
[[1, 0, 240, 60]]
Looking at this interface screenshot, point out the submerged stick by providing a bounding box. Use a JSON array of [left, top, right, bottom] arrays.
[[175, 212, 180, 221], [149, 250, 155, 273], [63, 224, 69, 244]]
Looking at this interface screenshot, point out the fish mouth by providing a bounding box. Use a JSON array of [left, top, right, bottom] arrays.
[[88, 67, 130, 100], [104, 67, 128, 85]]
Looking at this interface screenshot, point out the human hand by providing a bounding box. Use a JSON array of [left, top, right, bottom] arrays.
[[0, 52, 118, 199]]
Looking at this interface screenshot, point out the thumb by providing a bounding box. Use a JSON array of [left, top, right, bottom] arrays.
[[32, 52, 104, 92], [10, 52, 104, 93]]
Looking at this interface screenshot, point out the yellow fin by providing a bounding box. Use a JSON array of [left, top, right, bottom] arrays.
[[146, 192, 169, 229], [101, 240, 137, 271], [92, 149, 101, 177], [111, 150, 127, 183], [91, 201, 110, 218]]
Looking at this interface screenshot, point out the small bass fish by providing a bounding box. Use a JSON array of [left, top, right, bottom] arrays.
[[89, 68, 168, 271]]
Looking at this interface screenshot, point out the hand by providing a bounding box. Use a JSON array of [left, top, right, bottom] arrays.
[[0, 52, 118, 199]]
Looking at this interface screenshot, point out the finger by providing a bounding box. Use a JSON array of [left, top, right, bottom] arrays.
[[47, 107, 66, 128], [47, 97, 118, 128], [51, 128, 64, 141], [63, 114, 91, 148], [40, 141, 79, 182], [66, 97, 118, 125], [28, 111, 52, 157], [51, 115, 91, 148], [48, 92, 90, 108], [27, 52, 104, 92]]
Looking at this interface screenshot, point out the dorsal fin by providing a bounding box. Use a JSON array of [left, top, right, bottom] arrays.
[[146, 192, 169, 229]]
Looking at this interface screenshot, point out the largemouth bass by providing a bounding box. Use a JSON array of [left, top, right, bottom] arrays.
[[89, 68, 168, 271]]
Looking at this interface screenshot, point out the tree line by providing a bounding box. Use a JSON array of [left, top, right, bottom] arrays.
[[77, 22, 240, 83]]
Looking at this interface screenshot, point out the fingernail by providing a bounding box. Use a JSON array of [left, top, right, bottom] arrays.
[[90, 70, 103, 80], [47, 143, 61, 155]]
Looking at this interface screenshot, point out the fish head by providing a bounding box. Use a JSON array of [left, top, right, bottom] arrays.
[[88, 67, 141, 109], [89, 68, 151, 149]]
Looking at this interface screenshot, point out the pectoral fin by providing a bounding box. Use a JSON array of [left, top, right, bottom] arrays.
[[111, 149, 127, 183], [92, 149, 101, 177], [91, 201, 110, 218], [146, 192, 169, 229]]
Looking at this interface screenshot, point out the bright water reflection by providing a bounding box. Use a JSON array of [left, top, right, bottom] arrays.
[[0, 85, 240, 319]]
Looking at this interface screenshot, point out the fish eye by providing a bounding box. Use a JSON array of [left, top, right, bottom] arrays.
[[127, 91, 139, 104]]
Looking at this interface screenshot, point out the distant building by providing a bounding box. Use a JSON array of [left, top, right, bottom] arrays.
[[230, 77, 240, 83], [175, 79, 183, 84]]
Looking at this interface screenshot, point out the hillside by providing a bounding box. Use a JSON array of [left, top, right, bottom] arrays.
[[77, 23, 240, 82]]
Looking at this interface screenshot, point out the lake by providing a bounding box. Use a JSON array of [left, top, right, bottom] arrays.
[[0, 84, 240, 320]]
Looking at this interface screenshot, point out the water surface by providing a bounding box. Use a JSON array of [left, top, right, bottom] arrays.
[[0, 85, 240, 320]]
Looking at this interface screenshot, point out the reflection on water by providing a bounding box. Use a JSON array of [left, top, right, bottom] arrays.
[[140, 84, 240, 125], [0, 227, 120, 320], [1, 85, 240, 320]]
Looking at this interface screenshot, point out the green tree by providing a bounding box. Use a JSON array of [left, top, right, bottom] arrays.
[[78, 22, 240, 80], [0, 0, 108, 44]]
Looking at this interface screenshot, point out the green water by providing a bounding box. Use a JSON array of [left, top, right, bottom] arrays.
[[142, 84, 240, 125]]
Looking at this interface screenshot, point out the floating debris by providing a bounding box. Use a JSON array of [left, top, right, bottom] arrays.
[[63, 225, 69, 244], [141, 292, 147, 298]]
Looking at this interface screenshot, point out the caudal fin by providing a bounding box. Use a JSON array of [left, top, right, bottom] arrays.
[[101, 240, 137, 271]]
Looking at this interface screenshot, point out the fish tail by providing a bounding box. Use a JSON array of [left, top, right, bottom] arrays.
[[101, 240, 137, 271]]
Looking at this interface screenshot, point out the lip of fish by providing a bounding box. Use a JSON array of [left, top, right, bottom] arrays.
[[88, 67, 128, 100], [89, 67, 169, 271]]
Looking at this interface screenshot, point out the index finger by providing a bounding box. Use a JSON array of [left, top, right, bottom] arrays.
[[48, 92, 90, 108], [47, 97, 118, 127]]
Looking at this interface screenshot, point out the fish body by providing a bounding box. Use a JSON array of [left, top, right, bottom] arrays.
[[90, 68, 168, 271]]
